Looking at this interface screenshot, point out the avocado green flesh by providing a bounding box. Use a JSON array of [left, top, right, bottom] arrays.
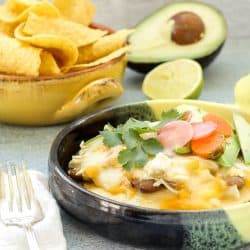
[[217, 134, 240, 168], [128, 1, 227, 63], [233, 113, 250, 164], [175, 145, 191, 154]]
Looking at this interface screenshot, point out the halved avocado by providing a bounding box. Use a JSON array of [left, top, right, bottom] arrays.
[[128, 1, 227, 73]]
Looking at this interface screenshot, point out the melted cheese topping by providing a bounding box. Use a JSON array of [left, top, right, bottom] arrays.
[[70, 138, 250, 210]]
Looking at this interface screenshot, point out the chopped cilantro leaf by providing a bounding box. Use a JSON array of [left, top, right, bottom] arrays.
[[118, 148, 132, 165], [118, 145, 148, 170], [100, 130, 122, 147], [101, 117, 165, 170], [118, 149, 135, 171], [142, 138, 163, 155], [122, 128, 140, 149], [155, 108, 186, 128], [123, 161, 133, 171], [133, 145, 148, 168], [122, 118, 148, 131], [135, 127, 157, 134]]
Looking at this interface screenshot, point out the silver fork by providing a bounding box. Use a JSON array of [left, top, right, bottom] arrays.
[[0, 162, 44, 250]]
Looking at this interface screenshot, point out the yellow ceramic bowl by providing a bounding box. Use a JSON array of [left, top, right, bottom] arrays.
[[0, 24, 126, 126]]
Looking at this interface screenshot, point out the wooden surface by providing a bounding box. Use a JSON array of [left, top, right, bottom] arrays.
[[0, 1, 250, 249]]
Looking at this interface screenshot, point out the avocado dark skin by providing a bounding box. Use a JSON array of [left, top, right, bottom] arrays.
[[128, 43, 224, 74]]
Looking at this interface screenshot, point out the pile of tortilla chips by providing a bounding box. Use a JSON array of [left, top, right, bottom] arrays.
[[0, 0, 133, 76]]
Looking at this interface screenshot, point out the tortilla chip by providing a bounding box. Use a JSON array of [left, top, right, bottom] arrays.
[[26, 1, 61, 18], [53, 0, 95, 26], [0, 0, 129, 77], [23, 14, 107, 47], [15, 23, 78, 67], [0, 34, 42, 76], [6, 0, 36, 14], [39, 51, 60, 76], [0, 1, 60, 24], [0, 21, 15, 36], [63, 46, 129, 72], [77, 29, 134, 64], [0, 5, 16, 22]]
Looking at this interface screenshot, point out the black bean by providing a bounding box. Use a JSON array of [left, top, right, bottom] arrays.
[[225, 176, 245, 189]]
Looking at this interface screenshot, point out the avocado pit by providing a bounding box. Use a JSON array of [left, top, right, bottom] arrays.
[[171, 11, 205, 45]]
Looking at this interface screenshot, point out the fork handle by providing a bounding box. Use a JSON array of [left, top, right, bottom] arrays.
[[24, 225, 40, 250]]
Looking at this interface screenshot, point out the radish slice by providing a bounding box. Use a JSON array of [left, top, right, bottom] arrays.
[[192, 121, 217, 140], [157, 121, 193, 150]]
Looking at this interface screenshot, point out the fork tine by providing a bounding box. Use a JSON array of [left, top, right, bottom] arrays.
[[0, 164, 5, 199], [22, 162, 33, 208], [14, 163, 23, 212], [7, 163, 14, 211], [1, 163, 42, 250]]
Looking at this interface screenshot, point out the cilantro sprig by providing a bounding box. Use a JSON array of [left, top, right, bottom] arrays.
[[100, 130, 122, 147], [100, 109, 187, 170], [100, 118, 163, 170]]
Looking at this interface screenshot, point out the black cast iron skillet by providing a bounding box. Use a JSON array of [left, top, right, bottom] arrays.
[[49, 100, 250, 249]]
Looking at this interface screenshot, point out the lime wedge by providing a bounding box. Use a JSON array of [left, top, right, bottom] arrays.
[[235, 74, 250, 112], [142, 59, 204, 99]]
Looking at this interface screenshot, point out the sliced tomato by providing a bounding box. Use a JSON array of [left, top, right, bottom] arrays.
[[203, 113, 232, 137], [158, 120, 193, 150], [192, 121, 217, 140]]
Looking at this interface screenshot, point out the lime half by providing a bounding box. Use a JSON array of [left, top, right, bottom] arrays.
[[142, 59, 204, 99], [235, 74, 250, 112]]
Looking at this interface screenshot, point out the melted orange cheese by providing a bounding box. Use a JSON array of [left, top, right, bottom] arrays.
[[73, 138, 250, 210]]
